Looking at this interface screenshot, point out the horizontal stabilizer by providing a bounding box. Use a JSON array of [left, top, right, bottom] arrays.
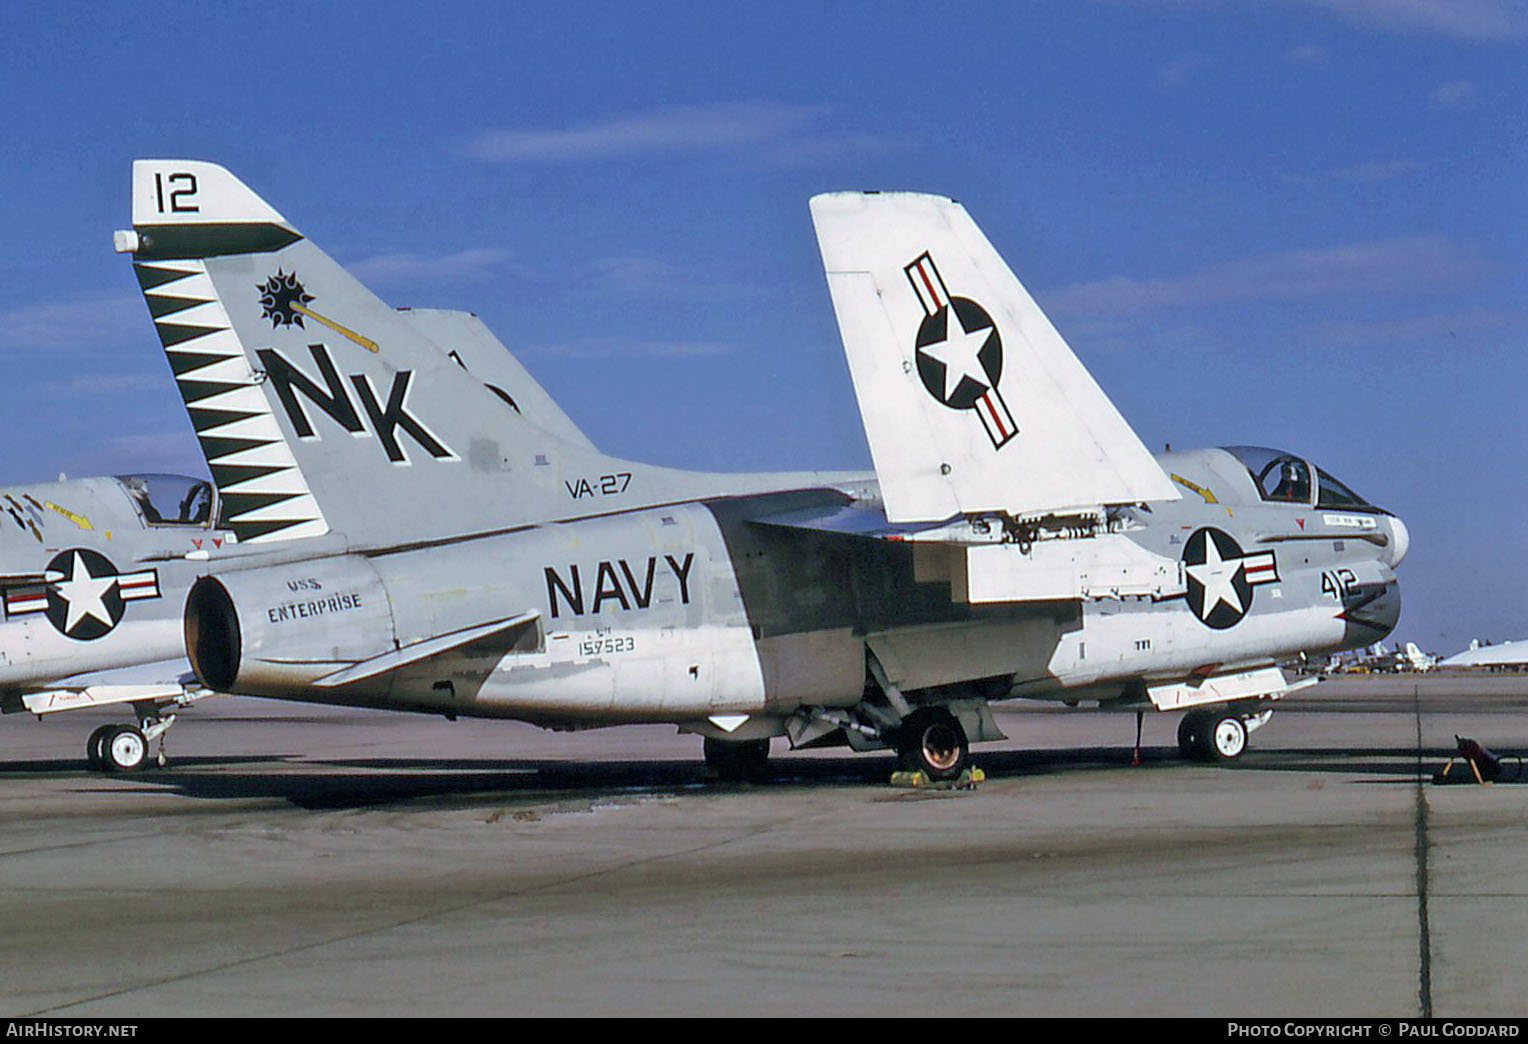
[[398, 309, 597, 451], [811, 192, 1178, 523], [311, 611, 541, 689]]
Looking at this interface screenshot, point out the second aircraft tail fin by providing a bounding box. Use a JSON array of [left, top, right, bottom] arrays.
[[810, 192, 1177, 524]]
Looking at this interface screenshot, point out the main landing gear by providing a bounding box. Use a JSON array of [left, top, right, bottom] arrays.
[[895, 707, 970, 782], [85, 709, 178, 772], [1177, 707, 1273, 763]]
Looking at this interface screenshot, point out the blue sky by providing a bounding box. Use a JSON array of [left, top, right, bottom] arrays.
[[1, 0, 1523, 654]]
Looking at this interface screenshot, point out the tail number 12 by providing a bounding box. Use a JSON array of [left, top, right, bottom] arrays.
[[153, 172, 200, 215]]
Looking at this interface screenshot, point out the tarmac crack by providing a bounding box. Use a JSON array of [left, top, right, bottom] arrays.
[[1414, 684, 1433, 1019]]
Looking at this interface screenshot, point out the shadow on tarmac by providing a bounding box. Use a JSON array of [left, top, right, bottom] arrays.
[[6, 740, 1518, 810]]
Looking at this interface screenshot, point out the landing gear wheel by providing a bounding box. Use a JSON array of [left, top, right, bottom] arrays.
[[86, 724, 115, 771], [897, 708, 969, 782], [703, 737, 771, 782], [1177, 710, 1211, 760], [101, 725, 149, 773], [1206, 714, 1248, 762]]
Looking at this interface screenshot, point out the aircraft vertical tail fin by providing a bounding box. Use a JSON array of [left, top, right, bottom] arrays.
[[810, 192, 1178, 524], [117, 161, 617, 547]]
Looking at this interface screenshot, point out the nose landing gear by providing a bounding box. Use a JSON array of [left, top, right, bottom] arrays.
[[1177, 707, 1272, 763]]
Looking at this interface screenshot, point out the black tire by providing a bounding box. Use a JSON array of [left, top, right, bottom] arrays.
[[1205, 714, 1248, 763], [86, 724, 115, 771], [101, 725, 149, 773], [896, 708, 969, 781], [703, 737, 770, 782], [1177, 709, 1211, 761]]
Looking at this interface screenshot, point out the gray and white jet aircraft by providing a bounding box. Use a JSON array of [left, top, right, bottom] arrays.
[[0, 472, 227, 769], [112, 161, 1407, 780], [0, 310, 591, 771]]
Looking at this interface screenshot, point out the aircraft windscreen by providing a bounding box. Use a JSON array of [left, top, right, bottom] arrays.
[[1313, 466, 1372, 510], [116, 474, 214, 527], [1221, 447, 1378, 511]]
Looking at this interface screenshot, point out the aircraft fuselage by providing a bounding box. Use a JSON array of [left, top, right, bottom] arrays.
[[184, 447, 1402, 738]]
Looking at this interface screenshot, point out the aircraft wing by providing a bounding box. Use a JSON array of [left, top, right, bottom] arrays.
[[748, 500, 947, 541], [749, 500, 1183, 604]]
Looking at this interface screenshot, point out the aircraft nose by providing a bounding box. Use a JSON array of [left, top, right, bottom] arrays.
[[1384, 514, 1409, 568]]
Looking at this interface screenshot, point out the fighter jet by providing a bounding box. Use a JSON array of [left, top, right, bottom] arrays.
[[0, 472, 228, 769], [113, 161, 1407, 780], [0, 311, 591, 771]]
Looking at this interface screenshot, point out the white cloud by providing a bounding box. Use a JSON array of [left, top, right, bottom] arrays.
[[591, 256, 687, 294], [0, 291, 141, 352], [345, 247, 511, 283], [1317, 308, 1528, 345], [33, 373, 159, 397], [1282, 0, 1528, 40], [1329, 158, 1423, 181], [1108, 1, 1528, 40], [465, 100, 867, 163], [1284, 42, 1332, 63], [1428, 80, 1479, 110], [522, 336, 737, 358], [1158, 53, 1213, 90], [1042, 236, 1481, 317]]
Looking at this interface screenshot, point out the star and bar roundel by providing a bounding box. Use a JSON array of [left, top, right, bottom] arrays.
[[1182, 527, 1279, 630], [905, 251, 1018, 449], [1, 549, 160, 641]]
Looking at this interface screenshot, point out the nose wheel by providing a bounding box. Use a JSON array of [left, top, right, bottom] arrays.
[[1177, 708, 1253, 763]]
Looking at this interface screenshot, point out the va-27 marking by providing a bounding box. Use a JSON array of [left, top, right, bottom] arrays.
[[566, 473, 632, 500]]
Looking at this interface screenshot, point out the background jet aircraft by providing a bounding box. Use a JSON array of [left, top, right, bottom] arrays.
[[0, 472, 228, 769], [114, 161, 1406, 780], [1441, 639, 1528, 670]]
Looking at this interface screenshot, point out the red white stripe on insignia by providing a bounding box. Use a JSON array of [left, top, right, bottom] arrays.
[[4, 590, 47, 616], [976, 389, 1018, 449], [1242, 552, 1279, 585], [903, 252, 950, 316], [118, 571, 160, 602]]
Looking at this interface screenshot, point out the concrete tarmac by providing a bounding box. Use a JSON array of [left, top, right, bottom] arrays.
[[1, 673, 1526, 1018]]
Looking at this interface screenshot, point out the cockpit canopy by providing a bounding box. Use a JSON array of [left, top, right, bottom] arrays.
[[115, 474, 216, 527], [1221, 447, 1379, 512]]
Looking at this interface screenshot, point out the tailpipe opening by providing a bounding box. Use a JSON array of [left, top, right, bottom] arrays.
[[185, 576, 241, 691]]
